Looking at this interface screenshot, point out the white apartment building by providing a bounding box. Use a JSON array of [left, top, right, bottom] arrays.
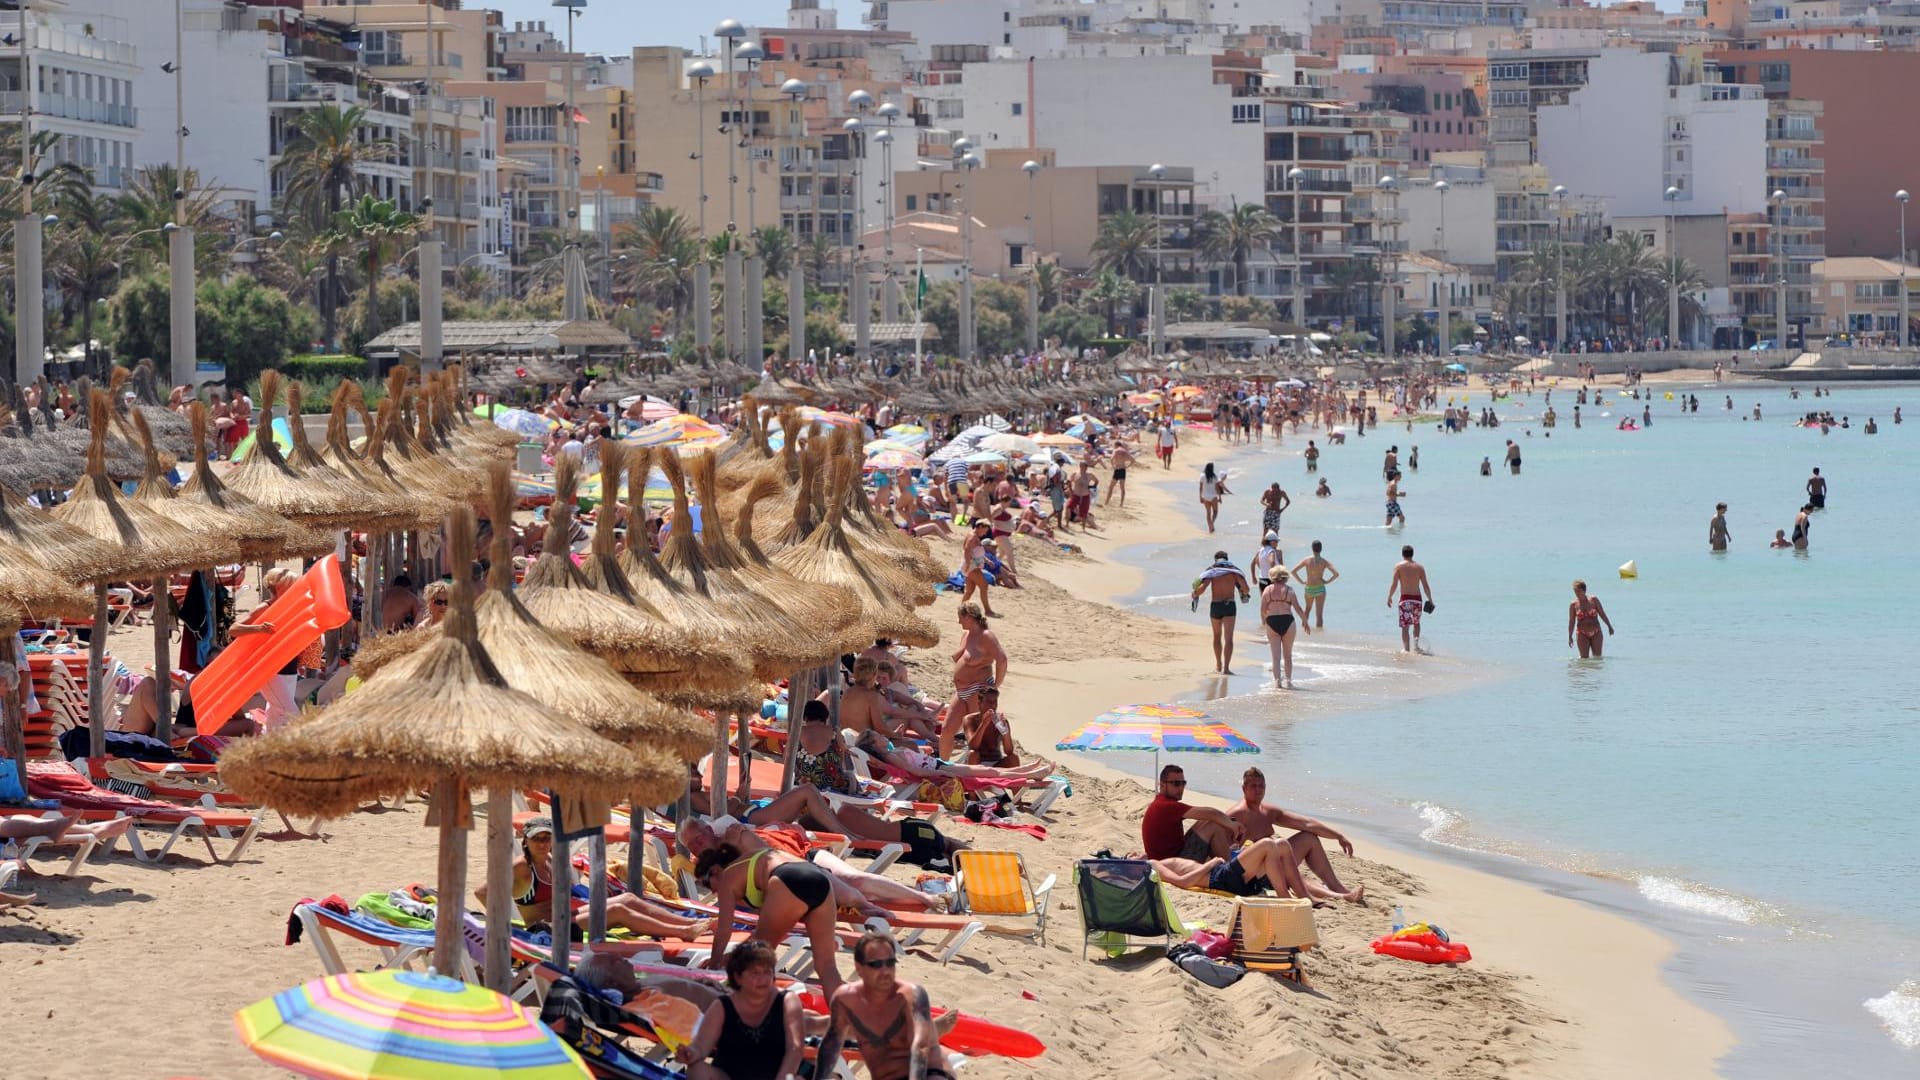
[[56, 0, 276, 218], [1396, 165, 1497, 270], [952, 54, 1263, 210], [1122, 0, 1334, 37], [0, 1, 138, 190], [1535, 50, 1769, 219]]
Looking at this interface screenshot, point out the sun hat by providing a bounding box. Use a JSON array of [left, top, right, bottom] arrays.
[[523, 817, 555, 840]]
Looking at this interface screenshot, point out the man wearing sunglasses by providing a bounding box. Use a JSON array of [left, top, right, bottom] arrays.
[[816, 930, 954, 1080], [1141, 764, 1240, 864]]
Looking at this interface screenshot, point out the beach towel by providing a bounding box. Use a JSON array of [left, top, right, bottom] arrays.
[[954, 817, 1048, 840]]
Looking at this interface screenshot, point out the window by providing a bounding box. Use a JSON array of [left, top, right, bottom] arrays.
[[1009, 243, 1026, 267], [1231, 102, 1260, 123], [905, 194, 917, 211], [1012, 102, 1022, 116]]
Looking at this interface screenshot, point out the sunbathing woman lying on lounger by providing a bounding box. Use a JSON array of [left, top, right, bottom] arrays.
[[679, 817, 936, 914], [475, 817, 713, 942]]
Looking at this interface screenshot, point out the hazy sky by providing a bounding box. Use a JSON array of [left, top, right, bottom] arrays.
[[489, 0, 805, 55]]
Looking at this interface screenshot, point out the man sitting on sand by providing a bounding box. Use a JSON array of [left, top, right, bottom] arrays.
[[1225, 767, 1365, 903], [1141, 764, 1240, 863]]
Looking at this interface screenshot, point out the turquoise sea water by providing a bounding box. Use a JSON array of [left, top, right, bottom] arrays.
[[1097, 383, 1919, 1075]]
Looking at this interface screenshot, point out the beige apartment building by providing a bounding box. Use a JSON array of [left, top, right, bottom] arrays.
[[1814, 257, 1920, 344], [890, 155, 1199, 280]]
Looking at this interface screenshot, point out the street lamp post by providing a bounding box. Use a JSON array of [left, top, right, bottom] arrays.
[[781, 78, 808, 365], [167, 0, 200, 389], [1552, 184, 1568, 352], [1288, 166, 1305, 354], [1770, 189, 1787, 351], [736, 40, 766, 368], [876, 100, 902, 322], [1898, 189, 1911, 348], [1380, 175, 1397, 358], [716, 21, 746, 364], [952, 139, 977, 361], [689, 60, 714, 354], [11, 2, 45, 385], [847, 89, 874, 362], [1023, 159, 1040, 352], [555, 0, 588, 324], [1434, 174, 1450, 356], [1665, 184, 1682, 350], [1147, 163, 1166, 357]]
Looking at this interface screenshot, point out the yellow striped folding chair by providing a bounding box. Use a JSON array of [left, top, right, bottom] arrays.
[[953, 849, 1055, 945], [1226, 896, 1317, 985]]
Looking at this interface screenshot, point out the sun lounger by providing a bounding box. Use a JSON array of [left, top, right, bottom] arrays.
[[24, 760, 260, 864], [82, 756, 306, 834], [1076, 858, 1180, 960], [0, 811, 100, 876], [953, 850, 1054, 944], [853, 746, 1069, 820]]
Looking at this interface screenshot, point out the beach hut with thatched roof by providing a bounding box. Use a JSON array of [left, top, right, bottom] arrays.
[[221, 509, 683, 984]]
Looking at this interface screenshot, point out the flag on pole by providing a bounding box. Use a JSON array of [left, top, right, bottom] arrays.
[[916, 268, 929, 305]]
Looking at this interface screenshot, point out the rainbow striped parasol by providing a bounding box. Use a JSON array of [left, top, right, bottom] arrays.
[[1056, 704, 1259, 754], [234, 970, 588, 1079], [625, 413, 728, 448]]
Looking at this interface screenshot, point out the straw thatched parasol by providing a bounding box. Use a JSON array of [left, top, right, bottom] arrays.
[[615, 451, 817, 690], [832, 431, 947, 587], [175, 404, 334, 563], [516, 455, 744, 682], [0, 385, 86, 492], [673, 451, 872, 659], [573, 442, 756, 703], [318, 390, 449, 532], [771, 452, 940, 648], [220, 506, 685, 981], [343, 465, 711, 762], [52, 390, 236, 582], [0, 544, 93, 623], [127, 412, 248, 567], [225, 372, 401, 531], [0, 475, 146, 585], [374, 370, 479, 502]]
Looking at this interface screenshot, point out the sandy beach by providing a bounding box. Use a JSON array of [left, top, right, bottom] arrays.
[[0, 446, 1731, 1080]]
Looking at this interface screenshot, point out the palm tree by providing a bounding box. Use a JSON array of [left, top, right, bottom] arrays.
[[1090, 210, 1157, 283], [1084, 269, 1140, 335], [1653, 257, 1708, 341], [48, 185, 122, 377], [277, 106, 398, 344], [616, 206, 700, 323], [1028, 257, 1063, 313], [315, 195, 420, 345], [114, 165, 230, 274], [752, 225, 796, 281], [1195, 202, 1278, 297], [800, 233, 837, 290], [1166, 285, 1207, 322], [453, 263, 493, 303]]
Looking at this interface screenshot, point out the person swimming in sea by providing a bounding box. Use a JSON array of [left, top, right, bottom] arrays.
[[1315, 478, 1331, 497], [1384, 472, 1406, 526]]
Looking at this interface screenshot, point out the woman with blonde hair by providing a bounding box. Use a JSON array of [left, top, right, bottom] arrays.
[[227, 566, 303, 729]]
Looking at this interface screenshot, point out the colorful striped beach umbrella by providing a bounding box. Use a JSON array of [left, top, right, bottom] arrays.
[[485, 409, 560, 439], [230, 416, 295, 462], [864, 437, 921, 456], [883, 423, 927, 437], [234, 970, 588, 1080], [1033, 432, 1086, 449], [626, 414, 728, 448], [796, 406, 865, 430], [864, 449, 926, 471], [1056, 705, 1259, 754]]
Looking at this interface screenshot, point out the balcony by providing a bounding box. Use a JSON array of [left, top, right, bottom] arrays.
[[1767, 153, 1823, 171], [284, 37, 360, 65], [14, 93, 137, 128], [24, 22, 136, 66], [1775, 186, 1824, 201], [1781, 243, 1825, 257], [527, 211, 561, 228], [505, 125, 559, 144]]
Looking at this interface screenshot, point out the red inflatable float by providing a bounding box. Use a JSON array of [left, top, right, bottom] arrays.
[[1370, 929, 1472, 965]]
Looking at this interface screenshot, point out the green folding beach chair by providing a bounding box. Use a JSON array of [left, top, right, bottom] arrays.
[[1075, 858, 1183, 960]]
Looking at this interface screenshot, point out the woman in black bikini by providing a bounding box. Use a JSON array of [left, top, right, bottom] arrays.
[[816, 931, 955, 1080], [1261, 566, 1310, 689], [677, 940, 806, 1080], [696, 841, 848, 996]]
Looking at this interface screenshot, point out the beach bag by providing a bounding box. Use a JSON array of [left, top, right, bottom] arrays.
[[0, 762, 25, 804], [1166, 943, 1248, 989], [927, 776, 969, 812], [899, 818, 949, 867], [1190, 929, 1234, 960]]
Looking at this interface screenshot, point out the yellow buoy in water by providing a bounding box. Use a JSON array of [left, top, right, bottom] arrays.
[[1619, 560, 1638, 579], [1665, 392, 1674, 401]]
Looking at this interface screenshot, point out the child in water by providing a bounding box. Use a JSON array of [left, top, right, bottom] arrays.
[[1315, 478, 1331, 497], [1479, 457, 1492, 476], [1769, 530, 1792, 549]]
